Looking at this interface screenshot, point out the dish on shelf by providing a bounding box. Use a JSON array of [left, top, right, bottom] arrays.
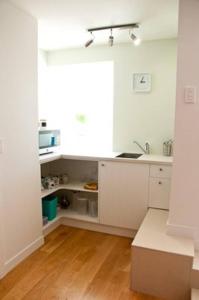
[[41, 181, 98, 198], [84, 182, 98, 191]]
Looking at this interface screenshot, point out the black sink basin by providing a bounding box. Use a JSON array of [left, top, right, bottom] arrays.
[[116, 153, 143, 159]]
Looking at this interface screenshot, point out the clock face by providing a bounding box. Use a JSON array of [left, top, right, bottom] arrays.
[[133, 73, 151, 92]]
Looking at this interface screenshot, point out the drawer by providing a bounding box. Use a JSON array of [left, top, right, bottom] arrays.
[[149, 178, 170, 210], [150, 164, 172, 178]]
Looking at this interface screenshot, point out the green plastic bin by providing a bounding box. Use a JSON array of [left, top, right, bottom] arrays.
[[42, 196, 58, 221]]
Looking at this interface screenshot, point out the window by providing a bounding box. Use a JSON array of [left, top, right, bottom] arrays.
[[39, 61, 113, 153]]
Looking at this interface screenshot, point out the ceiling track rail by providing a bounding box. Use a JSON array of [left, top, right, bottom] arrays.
[[87, 23, 139, 32]]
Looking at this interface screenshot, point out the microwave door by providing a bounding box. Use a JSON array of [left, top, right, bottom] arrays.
[[39, 133, 54, 149], [39, 130, 60, 155]]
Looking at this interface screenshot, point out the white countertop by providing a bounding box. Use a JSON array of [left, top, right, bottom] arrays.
[[132, 209, 194, 257], [138, 154, 172, 164], [39, 150, 173, 165], [39, 152, 62, 164]]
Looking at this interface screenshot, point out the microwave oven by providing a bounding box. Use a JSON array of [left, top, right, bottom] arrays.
[[39, 129, 60, 155]]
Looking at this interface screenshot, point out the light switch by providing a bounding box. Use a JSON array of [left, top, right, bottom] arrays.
[[184, 86, 196, 103]]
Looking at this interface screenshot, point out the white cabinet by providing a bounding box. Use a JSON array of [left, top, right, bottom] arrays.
[[150, 165, 172, 178], [149, 164, 172, 210], [98, 161, 149, 230], [149, 178, 170, 210]]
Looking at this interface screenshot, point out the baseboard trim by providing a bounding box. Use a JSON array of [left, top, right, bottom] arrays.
[[166, 221, 195, 239], [61, 217, 136, 238], [0, 217, 136, 279], [43, 217, 62, 237], [1, 235, 44, 278], [167, 221, 199, 252]]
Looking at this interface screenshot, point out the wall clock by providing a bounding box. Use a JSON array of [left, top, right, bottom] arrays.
[[133, 73, 151, 92]]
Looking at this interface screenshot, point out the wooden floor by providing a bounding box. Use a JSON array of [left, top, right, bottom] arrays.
[[0, 225, 163, 300]]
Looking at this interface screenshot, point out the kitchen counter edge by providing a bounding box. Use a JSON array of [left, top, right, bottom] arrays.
[[39, 152, 173, 165]]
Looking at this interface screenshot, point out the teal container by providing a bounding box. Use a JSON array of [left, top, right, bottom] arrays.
[[42, 196, 58, 221]]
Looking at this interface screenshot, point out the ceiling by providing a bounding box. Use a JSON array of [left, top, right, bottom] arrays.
[[11, 0, 179, 51]]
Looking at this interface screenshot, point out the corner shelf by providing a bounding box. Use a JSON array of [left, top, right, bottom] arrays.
[[41, 181, 98, 198], [43, 209, 99, 231], [62, 209, 99, 223]]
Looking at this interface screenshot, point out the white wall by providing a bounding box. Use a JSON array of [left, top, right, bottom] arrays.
[[38, 49, 49, 122], [0, 1, 43, 275], [168, 0, 199, 248], [45, 39, 177, 154], [0, 172, 5, 276]]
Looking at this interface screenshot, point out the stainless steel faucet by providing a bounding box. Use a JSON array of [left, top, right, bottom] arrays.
[[133, 140, 150, 154]]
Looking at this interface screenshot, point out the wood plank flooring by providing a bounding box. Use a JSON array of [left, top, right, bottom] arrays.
[[0, 225, 163, 300]]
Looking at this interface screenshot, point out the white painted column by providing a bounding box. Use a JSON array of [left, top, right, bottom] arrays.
[[0, 0, 44, 276], [168, 0, 199, 248], [0, 151, 5, 276]]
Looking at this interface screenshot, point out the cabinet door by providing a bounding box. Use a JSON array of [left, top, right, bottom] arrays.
[[149, 177, 170, 210], [98, 161, 149, 229]]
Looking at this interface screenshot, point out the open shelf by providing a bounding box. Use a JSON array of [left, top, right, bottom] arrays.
[[41, 181, 98, 198], [62, 209, 99, 223], [43, 210, 62, 230], [43, 208, 99, 230], [41, 159, 99, 234]]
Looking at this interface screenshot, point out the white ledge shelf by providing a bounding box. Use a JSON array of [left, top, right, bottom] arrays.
[[41, 181, 98, 198], [132, 209, 194, 257], [61, 209, 99, 223]]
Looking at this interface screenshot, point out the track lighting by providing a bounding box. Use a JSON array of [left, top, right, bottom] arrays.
[[85, 23, 140, 47], [108, 29, 114, 47], [130, 32, 141, 46], [85, 32, 94, 47]]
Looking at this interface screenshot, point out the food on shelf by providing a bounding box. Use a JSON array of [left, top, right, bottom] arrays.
[[84, 182, 98, 191], [41, 174, 70, 190]]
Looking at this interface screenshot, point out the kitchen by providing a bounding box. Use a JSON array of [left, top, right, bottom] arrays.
[[0, 0, 199, 299]]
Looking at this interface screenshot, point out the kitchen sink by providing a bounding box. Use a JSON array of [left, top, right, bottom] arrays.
[[116, 153, 143, 159]]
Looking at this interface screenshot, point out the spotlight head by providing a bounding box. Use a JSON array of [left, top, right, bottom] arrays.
[[108, 28, 114, 47], [134, 37, 141, 46], [109, 35, 114, 47], [85, 39, 94, 47], [85, 32, 94, 47], [130, 32, 141, 46]]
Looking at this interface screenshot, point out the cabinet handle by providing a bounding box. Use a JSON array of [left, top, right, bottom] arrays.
[[101, 163, 105, 167], [159, 168, 163, 171], [158, 181, 162, 185]]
